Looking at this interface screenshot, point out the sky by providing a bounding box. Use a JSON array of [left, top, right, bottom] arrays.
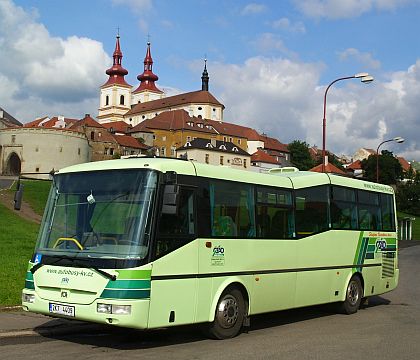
[[1, 0, 420, 161]]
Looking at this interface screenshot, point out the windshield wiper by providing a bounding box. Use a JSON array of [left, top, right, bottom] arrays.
[[30, 255, 116, 281]]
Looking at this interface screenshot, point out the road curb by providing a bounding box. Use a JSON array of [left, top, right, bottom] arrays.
[[0, 323, 106, 339]]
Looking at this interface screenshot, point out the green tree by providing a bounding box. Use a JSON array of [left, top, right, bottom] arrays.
[[361, 150, 403, 184], [396, 172, 420, 215], [288, 140, 315, 170]]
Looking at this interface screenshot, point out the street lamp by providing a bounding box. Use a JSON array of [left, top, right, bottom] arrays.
[[322, 73, 374, 172], [376, 136, 405, 183]]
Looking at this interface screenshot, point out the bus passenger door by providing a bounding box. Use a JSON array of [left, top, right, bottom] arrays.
[[148, 187, 199, 328]]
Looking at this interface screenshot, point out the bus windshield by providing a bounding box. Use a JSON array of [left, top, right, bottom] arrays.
[[34, 169, 158, 264]]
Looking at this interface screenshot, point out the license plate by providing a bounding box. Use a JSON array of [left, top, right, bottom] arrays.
[[49, 303, 75, 317]]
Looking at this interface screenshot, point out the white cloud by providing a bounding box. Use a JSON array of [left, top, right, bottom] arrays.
[[240, 3, 267, 15], [338, 48, 381, 69], [271, 17, 306, 33], [209, 56, 420, 161], [0, 0, 110, 122], [293, 0, 415, 19]]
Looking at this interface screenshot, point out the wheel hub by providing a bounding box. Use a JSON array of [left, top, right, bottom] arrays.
[[216, 295, 239, 329]]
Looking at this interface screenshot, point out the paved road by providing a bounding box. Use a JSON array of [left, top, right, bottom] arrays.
[[0, 177, 15, 190], [2, 246, 420, 360]]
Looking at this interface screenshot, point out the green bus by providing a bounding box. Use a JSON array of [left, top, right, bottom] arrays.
[[22, 158, 398, 339]]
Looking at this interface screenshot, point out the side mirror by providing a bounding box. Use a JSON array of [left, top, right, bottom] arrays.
[[14, 182, 24, 210], [161, 184, 179, 215]]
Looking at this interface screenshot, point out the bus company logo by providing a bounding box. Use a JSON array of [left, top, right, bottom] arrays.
[[212, 245, 225, 257], [375, 239, 387, 251], [61, 277, 70, 285]]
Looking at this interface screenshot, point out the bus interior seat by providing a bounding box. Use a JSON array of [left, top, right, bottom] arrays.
[[214, 216, 237, 237]]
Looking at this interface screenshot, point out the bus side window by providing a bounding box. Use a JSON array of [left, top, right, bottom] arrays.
[[156, 188, 195, 258], [295, 186, 329, 237]]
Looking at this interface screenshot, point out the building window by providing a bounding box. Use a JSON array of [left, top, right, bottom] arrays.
[[153, 135, 156, 140], [35, 146, 39, 152], [90, 131, 95, 140], [142, 115, 146, 119], [205, 154, 209, 164], [244, 159, 247, 168], [220, 156, 224, 165], [105, 95, 109, 106], [11, 135, 16, 143], [120, 95, 125, 105], [187, 136, 191, 141], [229, 137, 233, 142], [59, 146, 63, 152], [223, 136, 227, 142], [78, 148, 81, 155], [162, 136, 166, 141], [198, 106, 202, 110], [160, 147, 166, 156], [35, 167, 40, 172], [110, 148, 114, 155], [170, 147, 176, 156], [238, 139, 241, 145], [104, 147, 108, 155]]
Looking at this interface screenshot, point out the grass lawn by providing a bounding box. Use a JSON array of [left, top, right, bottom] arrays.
[[398, 211, 420, 240], [0, 203, 40, 306]]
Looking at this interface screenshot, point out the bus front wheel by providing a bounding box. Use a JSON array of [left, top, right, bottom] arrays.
[[339, 275, 363, 315], [207, 288, 245, 339]]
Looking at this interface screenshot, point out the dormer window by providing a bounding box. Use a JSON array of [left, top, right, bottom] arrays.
[[206, 143, 213, 148], [187, 121, 193, 127], [185, 141, 191, 147], [197, 123, 204, 128], [206, 125, 213, 130], [232, 147, 239, 152], [198, 106, 202, 110], [219, 144, 227, 150]]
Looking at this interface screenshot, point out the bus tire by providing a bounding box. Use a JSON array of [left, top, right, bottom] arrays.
[[339, 275, 363, 315], [207, 288, 245, 339]]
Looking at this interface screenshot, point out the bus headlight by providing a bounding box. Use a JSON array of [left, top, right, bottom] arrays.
[[112, 305, 131, 315], [22, 293, 35, 303], [97, 303, 112, 314], [97, 303, 131, 315]]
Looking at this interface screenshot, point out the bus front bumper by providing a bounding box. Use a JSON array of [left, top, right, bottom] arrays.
[[21, 289, 151, 329]]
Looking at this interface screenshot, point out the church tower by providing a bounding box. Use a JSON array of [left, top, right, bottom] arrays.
[[131, 42, 164, 105], [97, 34, 132, 123]]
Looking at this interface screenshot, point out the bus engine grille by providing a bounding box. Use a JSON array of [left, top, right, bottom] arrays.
[[382, 252, 395, 278]]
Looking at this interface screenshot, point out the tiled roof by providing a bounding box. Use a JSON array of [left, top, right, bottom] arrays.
[[70, 115, 104, 129], [24, 117, 49, 127], [126, 90, 224, 116], [259, 135, 289, 153], [113, 134, 149, 149], [309, 163, 347, 175], [0, 107, 22, 126], [177, 138, 249, 156], [251, 149, 279, 164], [347, 160, 362, 170], [129, 110, 219, 135], [398, 157, 411, 172], [102, 121, 133, 134], [209, 120, 256, 139]]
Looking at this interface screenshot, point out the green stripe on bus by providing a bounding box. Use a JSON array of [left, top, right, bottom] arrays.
[[116, 269, 152, 280], [105, 279, 151, 289], [26, 271, 34, 281], [353, 232, 365, 267], [25, 280, 35, 290], [100, 289, 150, 299]]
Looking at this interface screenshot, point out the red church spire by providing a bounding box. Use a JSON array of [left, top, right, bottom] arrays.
[[102, 34, 130, 87], [133, 42, 163, 94]]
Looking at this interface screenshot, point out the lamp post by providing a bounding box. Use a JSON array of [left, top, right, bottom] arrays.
[[322, 73, 374, 172], [376, 136, 405, 183]]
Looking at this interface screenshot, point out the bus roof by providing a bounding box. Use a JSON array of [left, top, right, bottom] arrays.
[[57, 158, 394, 194]]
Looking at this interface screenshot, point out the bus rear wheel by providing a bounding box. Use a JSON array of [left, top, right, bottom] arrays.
[[339, 275, 363, 314], [207, 288, 245, 339]]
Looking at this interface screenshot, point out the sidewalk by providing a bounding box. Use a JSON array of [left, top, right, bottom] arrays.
[[0, 309, 107, 339]]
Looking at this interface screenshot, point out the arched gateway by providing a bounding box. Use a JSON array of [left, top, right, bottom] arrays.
[[5, 152, 21, 176]]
